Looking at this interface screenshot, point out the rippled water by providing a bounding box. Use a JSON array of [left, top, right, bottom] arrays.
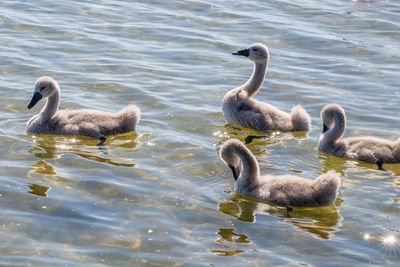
[[1, 0, 400, 266]]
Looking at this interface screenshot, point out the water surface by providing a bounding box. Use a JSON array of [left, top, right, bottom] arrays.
[[1, 0, 400, 266]]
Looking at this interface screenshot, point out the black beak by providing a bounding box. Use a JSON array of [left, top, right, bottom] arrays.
[[323, 124, 328, 133], [232, 48, 250, 57], [28, 92, 42, 109], [229, 165, 240, 181]]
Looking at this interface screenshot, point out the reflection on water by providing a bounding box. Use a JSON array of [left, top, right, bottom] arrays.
[[2, 0, 400, 264], [33, 160, 56, 175], [318, 152, 349, 176], [209, 249, 245, 256], [381, 229, 400, 255], [28, 132, 141, 167], [216, 124, 308, 148], [214, 125, 309, 168], [319, 151, 400, 178], [28, 183, 50, 197], [284, 200, 343, 240], [216, 228, 251, 244], [362, 229, 400, 255], [218, 195, 342, 240], [394, 178, 400, 189], [218, 196, 261, 223]]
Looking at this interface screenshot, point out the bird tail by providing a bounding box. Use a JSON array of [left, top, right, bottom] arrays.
[[118, 105, 141, 131], [312, 171, 341, 206], [291, 104, 311, 131]]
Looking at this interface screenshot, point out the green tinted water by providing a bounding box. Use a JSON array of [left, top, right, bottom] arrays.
[[1, 0, 400, 266]]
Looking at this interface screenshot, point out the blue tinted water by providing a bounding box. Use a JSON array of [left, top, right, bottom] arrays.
[[1, 0, 400, 266]]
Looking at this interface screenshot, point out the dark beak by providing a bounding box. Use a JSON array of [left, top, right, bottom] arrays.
[[229, 165, 240, 181], [28, 92, 42, 109], [232, 48, 250, 57], [323, 124, 328, 133]]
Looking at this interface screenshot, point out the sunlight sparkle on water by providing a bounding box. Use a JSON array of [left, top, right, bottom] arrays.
[[213, 130, 224, 138], [383, 235, 396, 246], [56, 144, 71, 150]]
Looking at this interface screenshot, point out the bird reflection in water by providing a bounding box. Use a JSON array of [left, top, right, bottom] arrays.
[[28, 183, 50, 197], [210, 228, 249, 255], [209, 249, 245, 256], [216, 228, 251, 244], [216, 124, 308, 147], [28, 132, 141, 167], [319, 149, 400, 176], [33, 160, 56, 175], [26, 160, 54, 197], [218, 195, 343, 240]]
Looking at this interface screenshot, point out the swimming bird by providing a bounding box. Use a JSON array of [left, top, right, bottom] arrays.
[[222, 43, 311, 136], [219, 139, 341, 210], [318, 103, 400, 170], [27, 76, 140, 145]]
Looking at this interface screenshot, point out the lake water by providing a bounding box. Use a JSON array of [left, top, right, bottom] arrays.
[[1, 0, 400, 266]]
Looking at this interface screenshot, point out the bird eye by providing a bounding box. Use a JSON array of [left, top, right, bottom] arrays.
[[254, 48, 258, 51], [40, 86, 45, 91]]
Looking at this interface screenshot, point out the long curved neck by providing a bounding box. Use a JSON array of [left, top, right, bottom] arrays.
[[241, 61, 267, 97], [40, 91, 59, 121], [235, 147, 259, 184], [324, 112, 346, 144]]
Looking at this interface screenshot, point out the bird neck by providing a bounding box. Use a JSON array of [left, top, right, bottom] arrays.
[[40, 91, 59, 121], [242, 61, 267, 97], [235, 146, 260, 184], [323, 112, 346, 145]]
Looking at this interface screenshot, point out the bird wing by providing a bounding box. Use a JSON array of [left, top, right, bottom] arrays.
[[233, 98, 271, 133]]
